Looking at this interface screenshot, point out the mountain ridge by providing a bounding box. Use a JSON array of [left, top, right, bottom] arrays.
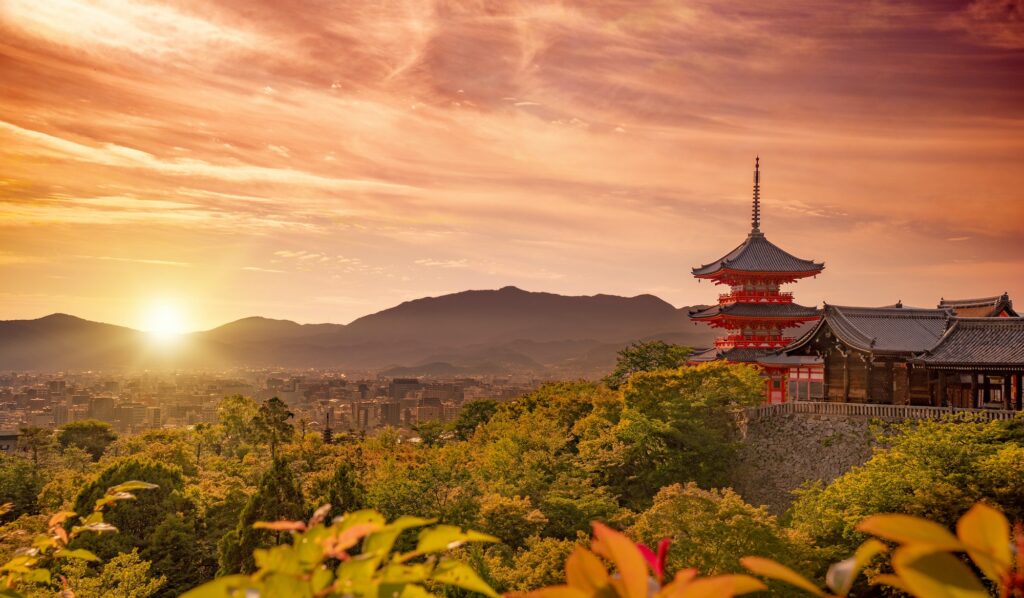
[[0, 286, 715, 376]]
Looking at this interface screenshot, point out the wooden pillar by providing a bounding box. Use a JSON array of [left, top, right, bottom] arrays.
[[885, 360, 894, 404], [970, 372, 979, 409], [938, 371, 947, 407], [982, 373, 991, 406], [1003, 375, 1012, 410], [865, 356, 874, 403], [906, 365, 912, 404], [1016, 373, 1023, 411], [843, 352, 850, 403]]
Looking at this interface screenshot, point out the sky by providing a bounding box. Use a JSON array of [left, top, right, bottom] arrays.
[[1, 0, 1022, 331]]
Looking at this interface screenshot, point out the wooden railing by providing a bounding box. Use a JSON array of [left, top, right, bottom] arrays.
[[745, 401, 1020, 421]]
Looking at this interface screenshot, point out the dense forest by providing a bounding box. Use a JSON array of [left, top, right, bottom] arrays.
[[2, 344, 1023, 596]]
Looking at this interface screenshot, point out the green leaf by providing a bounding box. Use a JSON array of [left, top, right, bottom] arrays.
[[71, 522, 117, 535], [179, 574, 254, 598], [55, 548, 100, 562], [741, 556, 825, 597], [892, 545, 988, 598], [311, 566, 334, 593], [22, 568, 51, 585], [432, 560, 499, 598], [263, 572, 314, 598], [364, 516, 435, 558], [956, 503, 1012, 584], [381, 563, 429, 585], [825, 539, 886, 596], [336, 509, 387, 531], [108, 480, 159, 493], [856, 514, 963, 551], [412, 526, 498, 556], [398, 584, 433, 598]]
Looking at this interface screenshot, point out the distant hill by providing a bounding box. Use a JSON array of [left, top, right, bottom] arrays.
[[0, 287, 716, 377]]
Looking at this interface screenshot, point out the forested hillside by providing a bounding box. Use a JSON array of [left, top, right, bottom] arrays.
[[1, 348, 1022, 596]]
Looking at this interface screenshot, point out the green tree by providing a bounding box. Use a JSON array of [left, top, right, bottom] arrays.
[[17, 426, 54, 468], [630, 483, 820, 578], [603, 341, 692, 389], [789, 416, 1024, 556], [217, 394, 259, 457], [483, 536, 578, 592], [143, 513, 203, 596], [454, 399, 499, 440], [0, 457, 42, 520], [217, 459, 305, 575], [413, 420, 447, 447], [321, 459, 366, 519], [476, 494, 548, 549], [70, 458, 199, 595], [251, 397, 294, 460], [578, 362, 763, 509], [57, 420, 116, 461], [53, 549, 166, 598]]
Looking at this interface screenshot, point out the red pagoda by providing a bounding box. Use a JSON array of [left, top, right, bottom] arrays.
[[689, 158, 824, 402]]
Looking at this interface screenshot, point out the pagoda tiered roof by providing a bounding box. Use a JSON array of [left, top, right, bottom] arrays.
[[688, 302, 820, 320], [691, 231, 824, 278]]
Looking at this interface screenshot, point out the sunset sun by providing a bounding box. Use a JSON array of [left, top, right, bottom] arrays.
[[141, 301, 187, 340]]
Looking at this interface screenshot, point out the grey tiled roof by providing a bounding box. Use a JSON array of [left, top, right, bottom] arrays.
[[689, 302, 820, 319], [938, 293, 1017, 317], [917, 318, 1024, 367], [789, 305, 953, 354], [692, 232, 824, 277]]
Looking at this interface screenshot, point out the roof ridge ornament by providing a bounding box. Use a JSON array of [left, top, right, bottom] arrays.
[[751, 156, 761, 234]]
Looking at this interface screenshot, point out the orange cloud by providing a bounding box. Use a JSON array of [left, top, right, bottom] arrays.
[[0, 0, 1021, 328]]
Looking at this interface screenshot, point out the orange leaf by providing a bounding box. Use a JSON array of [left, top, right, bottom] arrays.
[[741, 557, 825, 597], [591, 523, 649, 598], [856, 514, 962, 551], [665, 575, 766, 598], [956, 503, 1012, 584], [527, 585, 589, 598], [566, 547, 610, 594], [253, 520, 306, 532], [323, 522, 380, 558]]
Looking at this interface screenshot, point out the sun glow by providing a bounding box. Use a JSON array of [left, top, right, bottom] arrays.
[[141, 301, 188, 341]]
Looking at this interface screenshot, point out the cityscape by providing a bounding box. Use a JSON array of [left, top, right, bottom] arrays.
[[0, 369, 539, 440]]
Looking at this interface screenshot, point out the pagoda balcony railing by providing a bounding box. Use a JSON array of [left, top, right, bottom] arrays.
[[718, 290, 794, 304], [715, 335, 795, 349]]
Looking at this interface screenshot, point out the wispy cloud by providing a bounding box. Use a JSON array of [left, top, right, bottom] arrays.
[[0, 0, 1021, 326], [75, 255, 191, 267]]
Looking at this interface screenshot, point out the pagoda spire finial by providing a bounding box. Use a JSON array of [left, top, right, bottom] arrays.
[[751, 156, 761, 233]]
